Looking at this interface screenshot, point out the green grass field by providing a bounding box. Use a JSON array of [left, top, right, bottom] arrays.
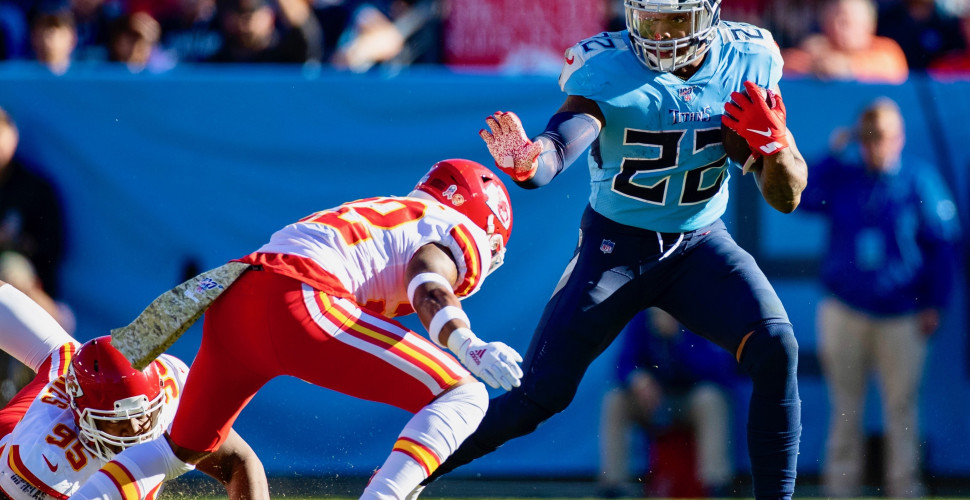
[[159, 475, 970, 499]]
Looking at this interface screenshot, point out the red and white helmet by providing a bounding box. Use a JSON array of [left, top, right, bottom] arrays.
[[65, 336, 166, 460], [412, 159, 513, 273]]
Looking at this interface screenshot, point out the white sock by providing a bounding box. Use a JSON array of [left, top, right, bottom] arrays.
[[67, 438, 195, 500], [0, 283, 73, 372], [360, 382, 487, 499]]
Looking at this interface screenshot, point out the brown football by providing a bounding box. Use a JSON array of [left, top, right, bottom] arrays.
[[721, 122, 753, 166]]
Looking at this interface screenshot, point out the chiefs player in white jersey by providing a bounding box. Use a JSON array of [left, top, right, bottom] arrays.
[[0, 281, 269, 500], [68, 159, 523, 500]]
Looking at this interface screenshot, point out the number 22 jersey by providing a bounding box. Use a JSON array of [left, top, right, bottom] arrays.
[[559, 22, 783, 233]]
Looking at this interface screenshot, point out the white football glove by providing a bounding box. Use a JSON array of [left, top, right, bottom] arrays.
[[448, 327, 523, 391], [479, 111, 543, 182]]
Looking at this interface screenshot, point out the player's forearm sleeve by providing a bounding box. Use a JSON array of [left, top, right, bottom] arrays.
[[0, 284, 73, 372], [518, 112, 601, 189]]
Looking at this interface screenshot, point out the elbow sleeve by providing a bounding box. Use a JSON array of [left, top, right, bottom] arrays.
[[517, 112, 600, 189]]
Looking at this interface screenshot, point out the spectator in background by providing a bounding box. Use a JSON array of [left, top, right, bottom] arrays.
[[800, 98, 962, 498], [157, 0, 222, 62], [0, 107, 65, 299], [929, 9, 970, 75], [69, 0, 123, 61], [0, 106, 70, 415], [28, 0, 77, 74], [106, 10, 173, 71], [877, 0, 964, 71], [330, 0, 440, 72], [598, 308, 737, 499], [207, 0, 322, 63], [782, 0, 909, 83]]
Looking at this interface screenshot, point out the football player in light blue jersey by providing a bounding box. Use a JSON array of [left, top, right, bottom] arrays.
[[415, 1, 808, 500]]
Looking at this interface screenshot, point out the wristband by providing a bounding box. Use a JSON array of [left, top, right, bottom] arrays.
[[428, 306, 470, 347], [407, 272, 454, 304], [447, 327, 477, 354]]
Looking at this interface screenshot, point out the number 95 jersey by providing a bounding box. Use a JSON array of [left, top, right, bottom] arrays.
[[0, 352, 188, 500], [237, 196, 493, 318]]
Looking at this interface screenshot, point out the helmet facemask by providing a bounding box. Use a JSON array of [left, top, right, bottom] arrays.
[[625, 0, 720, 72], [486, 220, 506, 275], [65, 336, 168, 462], [74, 392, 165, 460]]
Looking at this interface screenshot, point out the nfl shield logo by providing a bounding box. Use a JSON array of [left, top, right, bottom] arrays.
[[600, 239, 615, 254], [679, 86, 698, 102]]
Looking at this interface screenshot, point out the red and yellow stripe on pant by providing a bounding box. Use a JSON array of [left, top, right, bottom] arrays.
[[392, 437, 441, 476]]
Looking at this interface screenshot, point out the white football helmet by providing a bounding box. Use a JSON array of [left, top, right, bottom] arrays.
[[65, 336, 166, 460], [625, 0, 721, 72]]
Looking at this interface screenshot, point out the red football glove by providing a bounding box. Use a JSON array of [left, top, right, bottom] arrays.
[[479, 111, 542, 182], [721, 81, 790, 157]]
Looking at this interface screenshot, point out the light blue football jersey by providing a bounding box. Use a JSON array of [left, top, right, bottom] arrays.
[[558, 22, 783, 232]]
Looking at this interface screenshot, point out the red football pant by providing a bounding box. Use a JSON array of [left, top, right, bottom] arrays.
[[169, 269, 469, 453]]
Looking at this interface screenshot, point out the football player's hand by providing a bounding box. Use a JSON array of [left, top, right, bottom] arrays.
[[479, 111, 542, 182], [722, 81, 789, 157], [450, 329, 523, 391]]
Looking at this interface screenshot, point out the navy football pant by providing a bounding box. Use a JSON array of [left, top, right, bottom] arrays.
[[426, 207, 801, 499]]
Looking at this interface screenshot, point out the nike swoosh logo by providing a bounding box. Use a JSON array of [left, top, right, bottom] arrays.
[[565, 55, 575, 64], [42, 454, 58, 472], [746, 128, 773, 137]]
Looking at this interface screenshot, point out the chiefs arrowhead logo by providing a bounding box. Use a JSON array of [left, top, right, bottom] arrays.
[[42, 455, 58, 472]]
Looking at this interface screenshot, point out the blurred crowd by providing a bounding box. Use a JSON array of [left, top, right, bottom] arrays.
[[0, 0, 967, 77], [0, 0, 443, 73]]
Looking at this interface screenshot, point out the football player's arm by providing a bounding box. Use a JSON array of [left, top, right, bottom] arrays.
[[0, 280, 74, 372], [722, 82, 808, 213], [406, 243, 522, 391], [480, 95, 603, 189], [751, 130, 808, 214], [194, 428, 270, 500]]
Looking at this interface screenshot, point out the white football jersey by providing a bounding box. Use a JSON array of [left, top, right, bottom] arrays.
[[239, 196, 493, 317], [0, 353, 188, 500]]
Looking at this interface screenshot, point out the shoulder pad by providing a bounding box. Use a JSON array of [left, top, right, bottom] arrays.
[[717, 22, 779, 53], [559, 31, 626, 91]]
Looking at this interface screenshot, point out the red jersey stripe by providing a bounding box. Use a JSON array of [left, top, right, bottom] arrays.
[[7, 445, 68, 500], [449, 225, 482, 296]]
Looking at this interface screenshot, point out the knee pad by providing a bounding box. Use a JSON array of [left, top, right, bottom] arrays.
[[398, 382, 488, 462], [738, 323, 798, 397]]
